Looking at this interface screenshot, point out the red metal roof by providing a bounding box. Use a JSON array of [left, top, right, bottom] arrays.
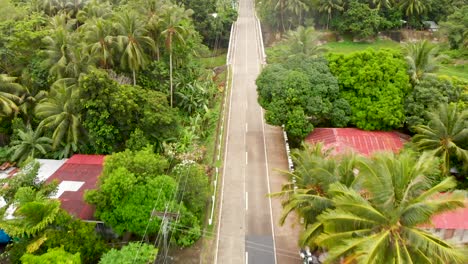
[[46, 155, 104, 220], [305, 128, 408, 156], [66, 154, 105, 165], [431, 205, 468, 229]]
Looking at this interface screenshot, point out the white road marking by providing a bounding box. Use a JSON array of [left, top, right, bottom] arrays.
[[246, 251, 249, 264], [246, 151, 248, 164], [245, 192, 248, 211]]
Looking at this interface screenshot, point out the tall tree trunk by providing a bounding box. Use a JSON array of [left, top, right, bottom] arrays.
[[169, 51, 173, 107], [133, 70, 136, 86]]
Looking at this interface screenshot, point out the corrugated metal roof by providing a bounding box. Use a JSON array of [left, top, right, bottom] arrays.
[[46, 155, 104, 220], [431, 205, 468, 229], [305, 128, 407, 156], [66, 154, 105, 165]]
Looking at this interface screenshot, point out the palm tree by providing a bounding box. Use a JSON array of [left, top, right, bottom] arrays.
[[317, 0, 344, 30], [35, 79, 81, 155], [82, 18, 114, 69], [114, 11, 155, 85], [271, 143, 360, 246], [316, 152, 467, 263], [284, 26, 328, 58], [161, 5, 193, 107], [0, 188, 61, 237], [412, 104, 468, 176], [404, 40, 447, 84], [0, 74, 23, 117], [398, 0, 428, 19], [8, 126, 53, 164], [372, 0, 393, 10], [136, 0, 167, 61], [285, 0, 309, 26]]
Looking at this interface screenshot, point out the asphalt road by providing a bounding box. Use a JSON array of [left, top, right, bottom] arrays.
[[214, 0, 302, 263]]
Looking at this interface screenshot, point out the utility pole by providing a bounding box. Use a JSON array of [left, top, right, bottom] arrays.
[[152, 210, 179, 264]]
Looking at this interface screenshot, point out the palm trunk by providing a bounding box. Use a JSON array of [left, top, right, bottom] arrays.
[[169, 51, 173, 107], [133, 70, 136, 86]]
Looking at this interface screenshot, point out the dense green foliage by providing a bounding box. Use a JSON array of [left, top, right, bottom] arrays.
[[405, 76, 465, 129], [86, 147, 203, 246], [79, 69, 180, 154], [21, 247, 81, 264], [257, 0, 466, 37], [276, 145, 467, 263], [328, 49, 411, 130], [256, 57, 350, 144], [98, 242, 157, 264], [440, 6, 468, 50]]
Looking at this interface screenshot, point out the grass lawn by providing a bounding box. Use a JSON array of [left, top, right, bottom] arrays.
[[438, 63, 468, 80], [322, 39, 402, 54], [198, 53, 227, 69]]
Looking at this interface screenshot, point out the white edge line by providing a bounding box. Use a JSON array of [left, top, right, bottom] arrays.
[[245, 192, 248, 211], [261, 108, 278, 264], [214, 24, 237, 264], [246, 251, 249, 264]]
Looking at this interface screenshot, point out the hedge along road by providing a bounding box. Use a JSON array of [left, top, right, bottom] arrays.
[[213, 0, 300, 263]]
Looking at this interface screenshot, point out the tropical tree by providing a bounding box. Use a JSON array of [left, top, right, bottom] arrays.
[[272, 143, 360, 246], [35, 79, 81, 156], [398, 0, 428, 20], [114, 11, 155, 85], [316, 152, 467, 263], [284, 26, 327, 57], [161, 5, 193, 107], [412, 103, 468, 176], [285, 0, 309, 26], [404, 40, 447, 84], [317, 0, 344, 30], [82, 18, 114, 69], [0, 187, 61, 237], [0, 74, 23, 117], [8, 126, 52, 163], [372, 0, 393, 10]]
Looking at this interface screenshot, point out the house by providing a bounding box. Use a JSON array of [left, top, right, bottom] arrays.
[[1, 155, 105, 222], [305, 128, 467, 245], [305, 128, 409, 156], [423, 21, 439, 32], [44, 155, 105, 221]]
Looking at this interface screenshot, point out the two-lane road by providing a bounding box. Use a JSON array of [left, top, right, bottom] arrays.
[[214, 0, 276, 263]]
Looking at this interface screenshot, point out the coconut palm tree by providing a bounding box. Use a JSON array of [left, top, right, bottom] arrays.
[[161, 5, 193, 107], [404, 40, 447, 84], [0, 74, 23, 117], [35, 79, 81, 155], [284, 26, 328, 58], [317, 0, 344, 30], [398, 0, 428, 19], [285, 0, 309, 26], [372, 0, 393, 10], [271, 143, 360, 247], [412, 103, 468, 176], [136, 0, 167, 60], [8, 126, 53, 163], [114, 11, 155, 85], [82, 18, 114, 69], [316, 152, 467, 263]]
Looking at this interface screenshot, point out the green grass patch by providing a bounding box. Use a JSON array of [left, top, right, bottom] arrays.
[[323, 39, 401, 54], [198, 54, 227, 69], [438, 63, 468, 80]]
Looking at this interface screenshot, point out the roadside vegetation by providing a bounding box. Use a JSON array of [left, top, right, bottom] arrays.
[[257, 0, 468, 262], [0, 0, 235, 262]]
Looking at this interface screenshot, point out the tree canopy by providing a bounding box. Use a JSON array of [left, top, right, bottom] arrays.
[[328, 49, 411, 130]]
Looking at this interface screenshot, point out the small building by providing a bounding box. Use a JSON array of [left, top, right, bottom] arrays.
[[423, 21, 439, 32], [423, 201, 468, 244], [305, 128, 467, 244], [305, 128, 409, 156], [45, 154, 105, 221]]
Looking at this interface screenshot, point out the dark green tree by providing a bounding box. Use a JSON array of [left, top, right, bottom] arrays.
[[98, 242, 157, 264]]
